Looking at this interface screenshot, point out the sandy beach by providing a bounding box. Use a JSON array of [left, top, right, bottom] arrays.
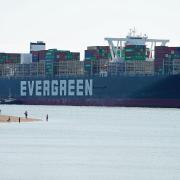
[[0, 115, 41, 123]]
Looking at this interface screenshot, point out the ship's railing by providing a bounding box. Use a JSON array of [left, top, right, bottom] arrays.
[[0, 59, 180, 78]]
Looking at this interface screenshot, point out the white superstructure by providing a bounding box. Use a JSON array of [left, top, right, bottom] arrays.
[[30, 41, 46, 52], [105, 29, 169, 61]]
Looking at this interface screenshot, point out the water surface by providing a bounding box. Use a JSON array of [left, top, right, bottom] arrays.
[[0, 105, 180, 180]]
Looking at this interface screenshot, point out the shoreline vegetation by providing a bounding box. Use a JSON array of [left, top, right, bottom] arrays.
[[0, 115, 41, 123]]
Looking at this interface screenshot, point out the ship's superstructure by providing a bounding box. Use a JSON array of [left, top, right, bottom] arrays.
[[30, 41, 46, 52], [105, 29, 169, 61]]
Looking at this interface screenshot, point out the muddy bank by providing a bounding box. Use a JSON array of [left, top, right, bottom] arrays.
[[0, 115, 41, 123]]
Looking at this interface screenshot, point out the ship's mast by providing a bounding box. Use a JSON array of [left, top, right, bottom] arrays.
[[105, 30, 170, 62]]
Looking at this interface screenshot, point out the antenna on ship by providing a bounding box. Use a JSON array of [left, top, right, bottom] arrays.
[[132, 27, 136, 36], [129, 28, 132, 36]]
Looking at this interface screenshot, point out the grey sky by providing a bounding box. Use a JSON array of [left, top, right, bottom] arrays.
[[0, 0, 180, 57]]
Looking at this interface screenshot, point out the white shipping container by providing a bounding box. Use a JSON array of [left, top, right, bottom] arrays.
[[21, 54, 32, 64]]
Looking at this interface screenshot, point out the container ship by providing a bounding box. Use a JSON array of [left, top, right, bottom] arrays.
[[1, 30, 180, 108]]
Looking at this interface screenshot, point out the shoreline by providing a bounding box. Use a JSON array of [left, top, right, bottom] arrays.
[[0, 115, 41, 123]]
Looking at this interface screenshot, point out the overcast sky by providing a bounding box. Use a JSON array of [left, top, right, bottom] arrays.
[[0, 0, 180, 57]]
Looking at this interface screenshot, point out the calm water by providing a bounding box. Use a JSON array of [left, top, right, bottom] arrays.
[[0, 105, 180, 180]]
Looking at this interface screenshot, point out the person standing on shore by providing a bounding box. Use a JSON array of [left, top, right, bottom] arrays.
[[46, 114, 48, 122], [19, 117, 20, 123], [24, 111, 28, 119], [7, 116, 10, 122]]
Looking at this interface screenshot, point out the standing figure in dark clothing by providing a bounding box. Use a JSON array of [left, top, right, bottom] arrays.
[[19, 117, 21, 123], [24, 111, 28, 119], [46, 114, 48, 122], [7, 116, 10, 122]]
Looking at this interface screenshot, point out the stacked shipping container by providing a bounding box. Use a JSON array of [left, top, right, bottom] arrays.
[[31, 49, 80, 62], [2, 40, 180, 77], [31, 51, 39, 62], [0, 53, 6, 64], [0, 53, 21, 64], [31, 48, 80, 76], [124, 45, 146, 61], [38, 50, 47, 61], [154, 46, 168, 74], [154, 46, 180, 74], [84, 46, 111, 75], [85, 46, 111, 60]]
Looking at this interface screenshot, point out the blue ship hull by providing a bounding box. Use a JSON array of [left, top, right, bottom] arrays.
[[1, 75, 180, 108]]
